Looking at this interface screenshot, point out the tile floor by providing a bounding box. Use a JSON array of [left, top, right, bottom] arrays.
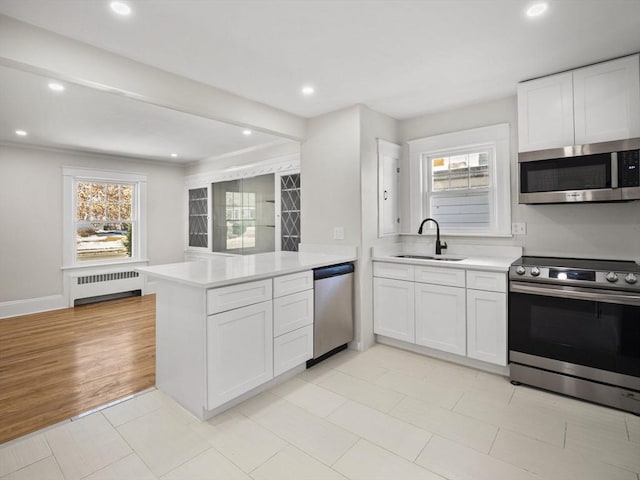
[[1, 344, 639, 480]]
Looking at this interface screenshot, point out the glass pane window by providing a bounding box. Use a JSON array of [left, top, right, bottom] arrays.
[[75, 181, 135, 262], [430, 151, 490, 192]]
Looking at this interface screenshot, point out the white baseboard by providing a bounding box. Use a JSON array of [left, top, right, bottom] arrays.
[[0, 294, 67, 320]]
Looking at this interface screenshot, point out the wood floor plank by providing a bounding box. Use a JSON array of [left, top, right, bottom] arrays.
[[0, 295, 155, 444]]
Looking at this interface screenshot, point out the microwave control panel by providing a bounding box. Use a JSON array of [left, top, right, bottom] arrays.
[[619, 150, 640, 188]]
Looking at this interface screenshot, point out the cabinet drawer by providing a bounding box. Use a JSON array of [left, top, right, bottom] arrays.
[[273, 289, 314, 337], [414, 266, 465, 288], [466, 270, 507, 293], [274, 270, 313, 298], [207, 279, 272, 315], [273, 325, 313, 377], [373, 262, 414, 281]]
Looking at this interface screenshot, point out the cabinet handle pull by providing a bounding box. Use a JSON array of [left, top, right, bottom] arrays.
[[383, 190, 389, 200]]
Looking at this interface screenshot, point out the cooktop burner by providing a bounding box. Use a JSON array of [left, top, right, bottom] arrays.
[[510, 256, 640, 291]]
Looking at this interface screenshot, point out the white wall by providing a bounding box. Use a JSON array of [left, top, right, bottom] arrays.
[[359, 106, 399, 349], [399, 96, 640, 262], [301, 105, 400, 350], [0, 144, 185, 303], [301, 106, 362, 245]]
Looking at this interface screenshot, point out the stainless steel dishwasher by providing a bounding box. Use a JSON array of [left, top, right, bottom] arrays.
[[308, 263, 354, 366]]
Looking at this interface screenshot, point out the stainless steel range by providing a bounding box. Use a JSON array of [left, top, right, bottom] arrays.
[[508, 256, 640, 413]]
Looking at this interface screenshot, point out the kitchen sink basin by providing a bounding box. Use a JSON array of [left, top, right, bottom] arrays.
[[394, 254, 465, 262]]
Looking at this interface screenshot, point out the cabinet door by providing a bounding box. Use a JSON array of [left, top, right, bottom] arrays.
[[517, 72, 574, 152], [378, 139, 401, 236], [466, 289, 507, 366], [373, 277, 415, 342], [574, 54, 640, 145], [207, 301, 273, 409], [415, 283, 466, 355]]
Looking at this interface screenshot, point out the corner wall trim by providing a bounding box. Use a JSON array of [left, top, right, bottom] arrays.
[[0, 295, 67, 320]]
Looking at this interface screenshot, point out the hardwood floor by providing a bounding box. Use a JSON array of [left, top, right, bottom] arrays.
[[0, 295, 155, 444]]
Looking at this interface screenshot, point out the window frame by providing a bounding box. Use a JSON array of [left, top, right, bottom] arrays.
[[63, 167, 147, 267], [408, 123, 511, 237]]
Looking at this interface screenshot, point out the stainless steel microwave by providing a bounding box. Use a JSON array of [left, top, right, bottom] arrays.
[[518, 138, 640, 204]]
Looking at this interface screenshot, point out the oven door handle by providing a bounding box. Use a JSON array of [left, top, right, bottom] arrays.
[[510, 282, 640, 306]]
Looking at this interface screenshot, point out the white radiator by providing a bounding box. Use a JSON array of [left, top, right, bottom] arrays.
[[69, 269, 144, 305]]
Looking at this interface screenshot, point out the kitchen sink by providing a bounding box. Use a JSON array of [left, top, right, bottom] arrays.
[[394, 254, 465, 262]]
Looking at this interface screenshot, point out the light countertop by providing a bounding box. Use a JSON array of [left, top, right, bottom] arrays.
[[372, 244, 522, 272], [137, 251, 356, 289]]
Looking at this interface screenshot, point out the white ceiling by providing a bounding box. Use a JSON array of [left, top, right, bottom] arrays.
[[0, 64, 292, 163], [0, 0, 639, 121]]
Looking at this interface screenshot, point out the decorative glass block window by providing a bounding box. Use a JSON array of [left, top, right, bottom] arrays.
[[280, 174, 300, 252], [188, 187, 208, 248], [75, 181, 136, 261]]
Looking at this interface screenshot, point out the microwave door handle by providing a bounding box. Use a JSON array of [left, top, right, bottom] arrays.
[[612, 152, 618, 188], [510, 282, 640, 306]]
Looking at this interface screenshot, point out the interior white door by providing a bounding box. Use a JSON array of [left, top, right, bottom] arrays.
[[378, 139, 401, 236]]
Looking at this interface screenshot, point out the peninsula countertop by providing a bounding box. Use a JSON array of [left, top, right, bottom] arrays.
[[137, 251, 357, 289]]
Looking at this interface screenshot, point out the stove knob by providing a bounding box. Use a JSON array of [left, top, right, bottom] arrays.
[[531, 266, 540, 277], [625, 273, 638, 284], [515, 266, 526, 275], [606, 272, 618, 283]]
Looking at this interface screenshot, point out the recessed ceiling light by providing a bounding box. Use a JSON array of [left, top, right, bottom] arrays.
[[110, 1, 132, 16], [526, 2, 548, 17], [48, 82, 65, 92], [301, 85, 315, 96], [170, 153, 178, 158], [242, 129, 252, 136], [15, 130, 28, 137]]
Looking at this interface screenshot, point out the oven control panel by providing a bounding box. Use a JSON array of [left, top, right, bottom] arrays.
[[509, 263, 640, 292]]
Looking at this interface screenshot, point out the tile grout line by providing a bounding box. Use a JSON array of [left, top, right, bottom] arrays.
[[487, 427, 500, 456], [563, 421, 567, 448]]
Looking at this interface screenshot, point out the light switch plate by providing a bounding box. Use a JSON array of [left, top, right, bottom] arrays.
[[333, 227, 345, 240], [511, 222, 527, 235]]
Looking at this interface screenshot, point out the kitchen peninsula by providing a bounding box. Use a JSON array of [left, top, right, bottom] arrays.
[[138, 250, 356, 419]]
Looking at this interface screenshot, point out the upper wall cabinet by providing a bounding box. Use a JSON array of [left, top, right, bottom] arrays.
[[517, 54, 640, 152]]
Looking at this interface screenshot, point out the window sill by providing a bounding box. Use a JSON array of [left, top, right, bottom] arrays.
[[61, 259, 150, 271]]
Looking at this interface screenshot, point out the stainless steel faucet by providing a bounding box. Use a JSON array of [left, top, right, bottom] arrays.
[[418, 218, 447, 255]]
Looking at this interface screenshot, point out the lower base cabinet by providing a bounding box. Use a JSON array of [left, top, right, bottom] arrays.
[[373, 277, 415, 343], [206, 301, 273, 410], [274, 324, 313, 376], [466, 289, 507, 365], [415, 283, 466, 356], [373, 261, 508, 367]]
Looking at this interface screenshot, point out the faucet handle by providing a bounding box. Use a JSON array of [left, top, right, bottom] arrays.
[[440, 241, 448, 251]]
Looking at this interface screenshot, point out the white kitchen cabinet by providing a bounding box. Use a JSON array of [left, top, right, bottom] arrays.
[[378, 139, 401, 236], [573, 55, 640, 145], [206, 301, 273, 410], [414, 282, 466, 356], [273, 289, 314, 337], [274, 324, 313, 376], [517, 54, 640, 152], [272, 270, 314, 376], [517, 71, 574, 152], [466, 289, 507, 365], [466, 269, 507, 366], [373, 277, 415, 343]]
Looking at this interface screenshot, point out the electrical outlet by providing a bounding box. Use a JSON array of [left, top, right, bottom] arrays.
[[333, 227, 345, 240], [512, 222, 527, 235]]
